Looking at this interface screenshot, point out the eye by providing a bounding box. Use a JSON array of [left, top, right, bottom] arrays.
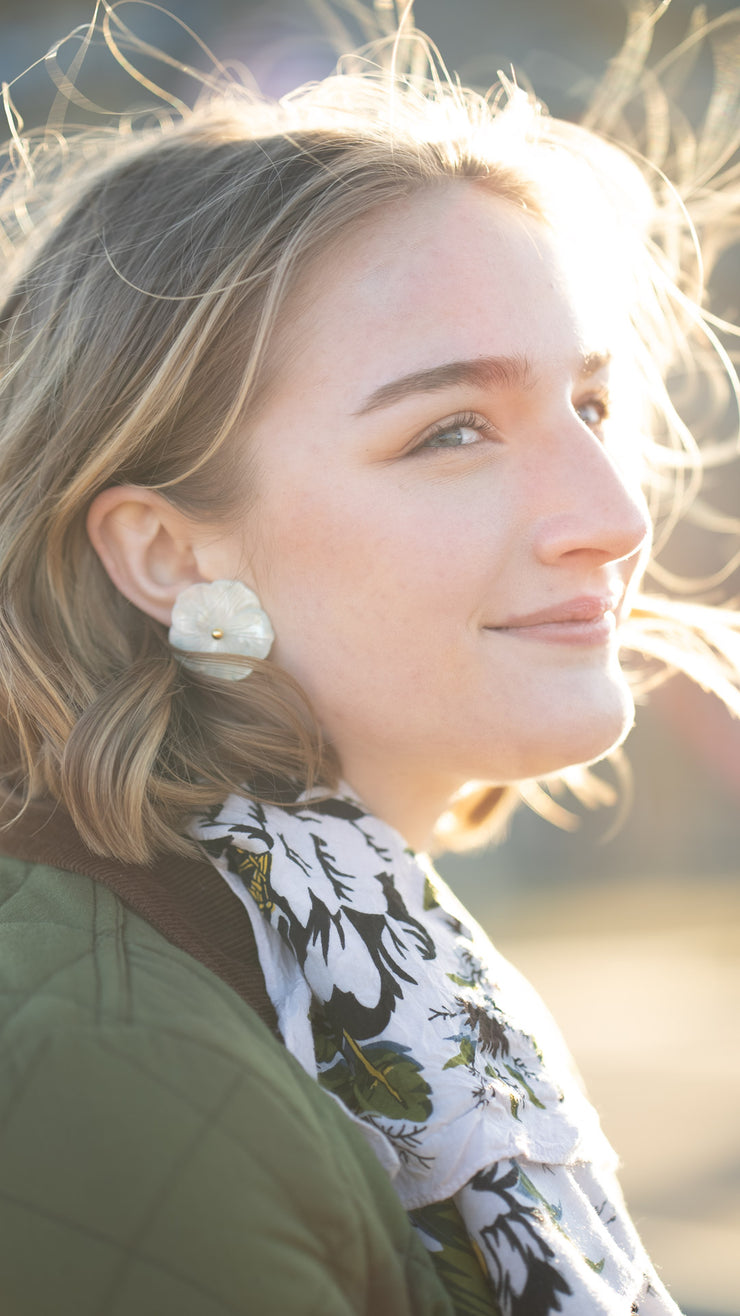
[[415, 411, 496, 453], [575, 393, 610, 430]]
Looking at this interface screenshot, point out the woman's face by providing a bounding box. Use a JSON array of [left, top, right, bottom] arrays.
[[234, 184, 651, 839]]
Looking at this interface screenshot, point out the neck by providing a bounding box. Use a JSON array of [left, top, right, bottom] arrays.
[[336, 755, 466, 853]]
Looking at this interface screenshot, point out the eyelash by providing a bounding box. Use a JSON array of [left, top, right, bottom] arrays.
[[414, 411, 498, 453], [413, 391, 612, 455]]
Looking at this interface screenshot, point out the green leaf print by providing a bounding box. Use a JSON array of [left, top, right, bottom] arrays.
[[313, 1026, 341, 1066], [447, 972, 479, 988], [443, 1037, 477, 1070], [320, 1036, 433, 1122], [310, 999, 342, 1065], [423, 874, 441, 910], [504, 1063, 546, 1110], [409, 1198, 500, 1316]]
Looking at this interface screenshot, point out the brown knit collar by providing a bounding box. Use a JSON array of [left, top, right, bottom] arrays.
[[0, 795, 279, 1037]]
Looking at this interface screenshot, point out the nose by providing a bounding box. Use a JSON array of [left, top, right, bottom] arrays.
[[532, 421, 651, 569]]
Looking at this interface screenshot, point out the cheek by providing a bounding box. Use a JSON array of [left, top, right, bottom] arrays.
[[258, 473, 495, 676]]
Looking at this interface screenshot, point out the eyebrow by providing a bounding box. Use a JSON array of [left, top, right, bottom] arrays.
[[353, 349, 612, 416]]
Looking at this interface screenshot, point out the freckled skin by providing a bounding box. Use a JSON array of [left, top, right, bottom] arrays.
[[219, 185, 651, 845]]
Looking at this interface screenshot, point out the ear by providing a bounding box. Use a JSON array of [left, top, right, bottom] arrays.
[[86, 486, 208, 626]]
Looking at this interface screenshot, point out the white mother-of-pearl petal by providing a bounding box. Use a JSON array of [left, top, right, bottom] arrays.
[[169, 578, 274, 679]]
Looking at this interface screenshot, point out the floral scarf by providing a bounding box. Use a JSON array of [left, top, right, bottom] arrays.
[[192, 786, 681, 1316]]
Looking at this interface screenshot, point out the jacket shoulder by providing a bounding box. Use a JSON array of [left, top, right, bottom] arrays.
[[0, 856, 452, 1316]]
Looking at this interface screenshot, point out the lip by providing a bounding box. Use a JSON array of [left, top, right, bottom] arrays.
[[485, 595, 622, 645]]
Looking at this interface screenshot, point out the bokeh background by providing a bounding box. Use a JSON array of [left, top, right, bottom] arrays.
[[1, 2, 739, 1312]]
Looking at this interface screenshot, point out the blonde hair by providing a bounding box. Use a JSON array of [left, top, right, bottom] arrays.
[[1, 1, 739, 860]]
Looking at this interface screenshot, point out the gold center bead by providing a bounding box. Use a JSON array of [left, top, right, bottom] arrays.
[[211, 628, 224, 640]]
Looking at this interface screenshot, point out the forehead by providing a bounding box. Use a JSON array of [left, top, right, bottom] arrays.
[[278, 183, 617, 401]]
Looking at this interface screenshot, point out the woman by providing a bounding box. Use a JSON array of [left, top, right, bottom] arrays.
[[0, 3, 738, 1313]]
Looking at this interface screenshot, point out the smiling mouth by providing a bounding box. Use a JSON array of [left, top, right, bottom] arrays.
[[485, 596, 621, 645]]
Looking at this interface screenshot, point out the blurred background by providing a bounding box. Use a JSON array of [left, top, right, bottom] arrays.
[[1, 2, 738, 1312]]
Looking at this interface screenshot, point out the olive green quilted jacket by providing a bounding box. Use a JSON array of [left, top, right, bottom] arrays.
[[0, 803, 454, 1316]]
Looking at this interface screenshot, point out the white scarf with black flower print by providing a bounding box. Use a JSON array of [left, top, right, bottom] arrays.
[[192, 786, 681, 1316]]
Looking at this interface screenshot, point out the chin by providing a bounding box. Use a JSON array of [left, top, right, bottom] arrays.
[[487, 676, 637, 783], [545, 689, 635, 777]]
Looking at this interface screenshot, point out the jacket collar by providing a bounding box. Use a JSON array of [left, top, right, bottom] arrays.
[[0, 794, 279, 1037]]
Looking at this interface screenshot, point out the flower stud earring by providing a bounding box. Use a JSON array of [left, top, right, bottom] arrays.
[[168, 579, 274, 680]]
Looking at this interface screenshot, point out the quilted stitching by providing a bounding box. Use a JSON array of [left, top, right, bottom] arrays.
[[0, 857, 453, 1316]]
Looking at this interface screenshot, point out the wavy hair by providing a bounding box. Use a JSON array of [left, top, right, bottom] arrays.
[[0, 0, 739, 860]]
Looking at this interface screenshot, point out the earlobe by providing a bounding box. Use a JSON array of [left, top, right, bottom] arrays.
[[86, 486, 204, 625]]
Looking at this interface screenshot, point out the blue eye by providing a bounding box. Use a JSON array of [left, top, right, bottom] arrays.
[[576, 394, 610, 428], [417, 411, 494, 452], [423, 424, 482, 449]]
